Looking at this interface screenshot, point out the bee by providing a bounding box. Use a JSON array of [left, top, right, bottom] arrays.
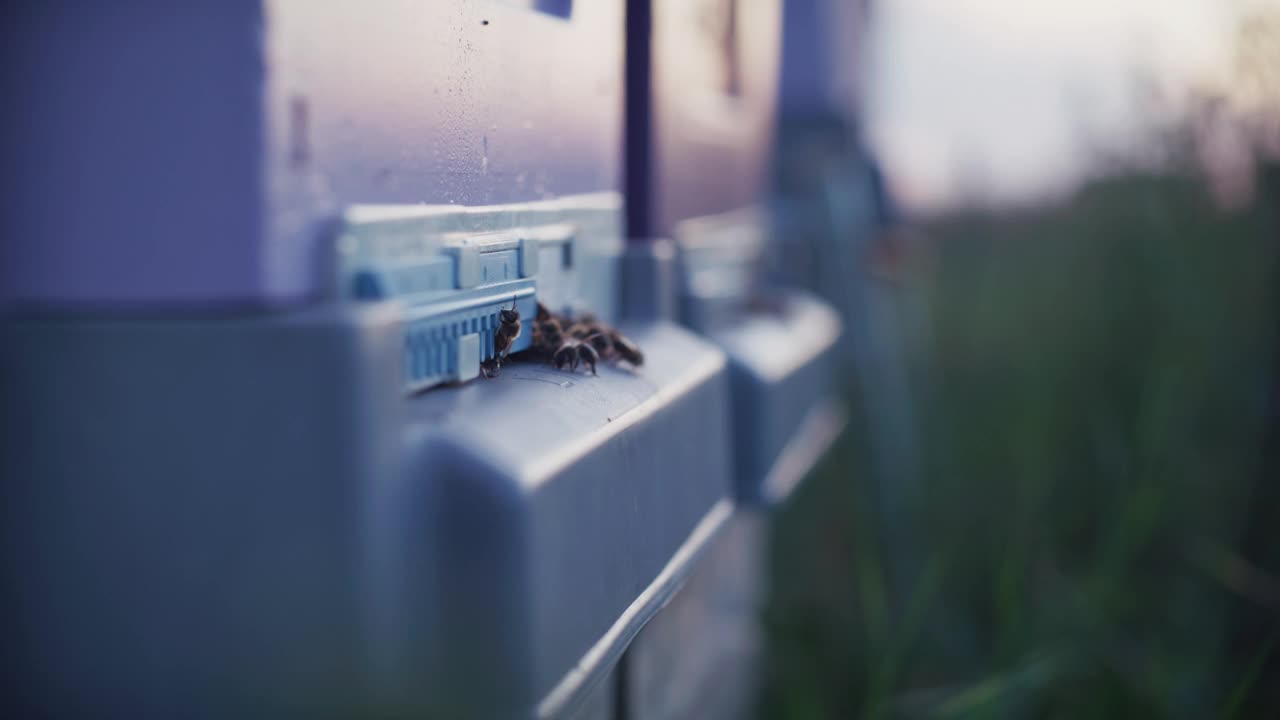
[[537, 318, 564, 347], [497, 301, 636, 377], [609, 330, 644, 366], [550, 338, 601, 375], [584, 331, 613, 359], [552, 339, 580, 371], [577, 341, 600, 375], [494, 297, 522, 359], [528, 318, 563, 360], [571, 315, 614, 343]]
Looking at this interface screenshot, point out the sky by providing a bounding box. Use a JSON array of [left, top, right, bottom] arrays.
[[863, 0, 1268, 211]]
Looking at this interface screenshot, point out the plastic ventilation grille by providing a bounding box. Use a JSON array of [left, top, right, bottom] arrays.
[[403, 309, 508, 391]]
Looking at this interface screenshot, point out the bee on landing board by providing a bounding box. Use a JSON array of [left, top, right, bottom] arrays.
[[503, 302, 644, 377], [537, 318, 564, 351], [584, 331, 613, 360], [553, 339, 581, 371], [564, 322, 590, 340], [608, 330, 644, 367], [480, 297, 523, 380], [548, 334, 599, 375], [576, 341, 600, 375], [494, 297, 522, 359]]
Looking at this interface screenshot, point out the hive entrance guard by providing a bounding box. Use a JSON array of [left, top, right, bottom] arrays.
[[337, 199, 620, 392]]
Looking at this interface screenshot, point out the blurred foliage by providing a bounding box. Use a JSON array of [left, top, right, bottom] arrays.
[[761, 157, 1280, 718], [1234, 4, 1280, 136]]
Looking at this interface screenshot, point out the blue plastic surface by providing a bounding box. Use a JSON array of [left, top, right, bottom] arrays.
[[382, 321, 734, 718], [0, 308, 734, 719], [1, 307, 405, 716], [0, 0, 624, 307], [672, 205, 846, 506], [626, 512, 767, 720], [708, 291, 846, 505]]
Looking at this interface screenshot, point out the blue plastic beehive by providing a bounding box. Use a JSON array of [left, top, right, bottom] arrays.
[[673, 206, 845, 507]]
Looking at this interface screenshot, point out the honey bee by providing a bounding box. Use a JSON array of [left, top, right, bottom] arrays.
[[527, 318, 563, 361], [576, 341, 600, 375], [609, 330, 644, 366], [550, 338, 601, 375], [552, 339, 580, 371], [584, 331, 613, 359], [503, 301, 641, 377], [571, 314, 615, 343], [538, 318, 564, 346], [494, 297, 522, 359]]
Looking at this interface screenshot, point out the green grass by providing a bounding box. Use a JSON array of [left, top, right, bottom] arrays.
[[762, 164, 1280, 718]]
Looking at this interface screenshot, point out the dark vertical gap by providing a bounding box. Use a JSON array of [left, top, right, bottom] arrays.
[[624, 0, 653, 240], [722, 0, 741, 97], [613, 649, 632, 720]]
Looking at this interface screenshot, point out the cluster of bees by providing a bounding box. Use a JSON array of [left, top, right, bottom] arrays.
[[481, 300, 643, 379]]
